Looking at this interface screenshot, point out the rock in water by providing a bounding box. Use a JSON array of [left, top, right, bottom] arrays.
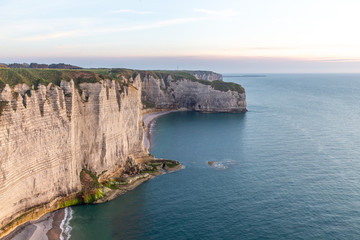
[[208, 161, 228, 170]]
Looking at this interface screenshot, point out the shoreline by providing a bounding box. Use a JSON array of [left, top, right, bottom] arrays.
[[143, 109, 185, 150], [0, 109, 182, 240], [1, 209, 65, 240]]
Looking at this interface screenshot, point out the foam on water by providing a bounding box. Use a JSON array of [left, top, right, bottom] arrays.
[[60, 207, 73, 240]]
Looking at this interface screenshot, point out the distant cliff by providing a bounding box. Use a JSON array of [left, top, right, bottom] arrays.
[[0, 68, 246, 237], [0, 62, 82, 69], [185, 70, 223, 81], [142, 73, 246, 112]]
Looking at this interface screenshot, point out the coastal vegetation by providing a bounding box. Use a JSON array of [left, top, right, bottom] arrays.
[[0, 68, 101, 89], [166, 161, 180, 168], [0, 68, 190, 90], [59, 197, 83, 208], [0, 68, 244, 94], [1, 62, 81, 69], [211, 80, 245, 93], [194, 79, 245, 93], [80, 169, 102, 204], [75, 160, 181, 206]]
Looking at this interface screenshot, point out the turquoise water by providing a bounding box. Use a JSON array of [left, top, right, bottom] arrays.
[[70, 74, 360, 239]]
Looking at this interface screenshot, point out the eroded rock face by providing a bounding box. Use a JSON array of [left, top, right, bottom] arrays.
[[141, 76, 247, 112], [0, 76, 145, 230]]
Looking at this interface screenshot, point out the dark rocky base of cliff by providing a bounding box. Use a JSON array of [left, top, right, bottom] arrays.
[[0, 157, 182, 240], [94, 158, 183, 203]]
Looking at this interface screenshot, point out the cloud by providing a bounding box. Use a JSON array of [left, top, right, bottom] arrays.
[[193, 8, 238, 17], [10, 8, 238, 42], [248, 47, 302, 50], [55, 42, 111, 49], [111, 9, 152, 15], [316, 58, 360, 63], [100, 17, 205, 33], [18, 30, 79, 41], [16, 16, 206, 41]]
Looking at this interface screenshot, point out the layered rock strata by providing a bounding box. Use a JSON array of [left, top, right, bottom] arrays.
[[0, 76, 145, 236]]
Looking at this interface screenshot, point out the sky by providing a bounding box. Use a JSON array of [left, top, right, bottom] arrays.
[[1, 0, 360, 73]]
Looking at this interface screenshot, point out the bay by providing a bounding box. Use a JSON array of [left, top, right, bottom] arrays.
[[70, 74, 360, 239]]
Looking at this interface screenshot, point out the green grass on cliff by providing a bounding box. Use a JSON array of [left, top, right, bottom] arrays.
[[0, 69, 101, 89], [187, 79, 245, 93], [143, 70, 244, 93], [0, 68, 244, 93], [211, 80, 245, 93], [0, 68, 197, 89], [59, 197, 83, 208], [104, 69, 199, 82], [149, 70, 198, 81]]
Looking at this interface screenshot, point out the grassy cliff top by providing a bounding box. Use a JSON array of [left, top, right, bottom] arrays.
[[0, 68, 244, 93], [0, 69, 100, 90], [0, 68, 195, 89], [183, 70, 221, 75]]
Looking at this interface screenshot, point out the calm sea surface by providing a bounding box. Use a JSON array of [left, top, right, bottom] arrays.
[[70, 74, 360, 239]]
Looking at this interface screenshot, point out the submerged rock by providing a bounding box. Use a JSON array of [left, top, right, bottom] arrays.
[[208, 161, 227, 170], [208, 160, 238, 170]]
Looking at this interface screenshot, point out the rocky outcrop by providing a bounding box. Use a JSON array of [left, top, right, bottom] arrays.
[[0, 69, 246, 237], [141, 75, 246, 112], [185, 71, 223, 81]]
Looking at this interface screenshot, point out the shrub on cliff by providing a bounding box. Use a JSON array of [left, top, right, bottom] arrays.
[[210, 80, 245, 93]]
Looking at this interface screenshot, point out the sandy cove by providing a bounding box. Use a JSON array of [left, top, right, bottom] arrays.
[[143, 109, 185, 150]]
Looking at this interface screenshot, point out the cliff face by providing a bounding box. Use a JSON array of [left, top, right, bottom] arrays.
[[0, 69, 246, 236], [0, 76, 145, 232], [142, 75, 246, 112]]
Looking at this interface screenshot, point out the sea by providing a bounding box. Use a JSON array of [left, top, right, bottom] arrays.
[[66, 74, 360, 239]]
